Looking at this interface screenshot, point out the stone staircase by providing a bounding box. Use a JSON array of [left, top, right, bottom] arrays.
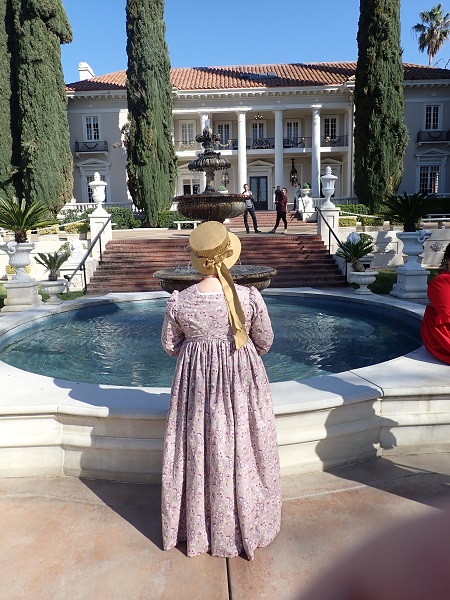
[[86, 233, 346, 294]]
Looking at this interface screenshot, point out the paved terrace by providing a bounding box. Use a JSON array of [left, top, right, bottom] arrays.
[[1, 453, 449, 599]]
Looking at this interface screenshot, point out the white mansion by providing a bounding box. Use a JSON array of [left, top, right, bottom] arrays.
[[65, 60, 450, 210]]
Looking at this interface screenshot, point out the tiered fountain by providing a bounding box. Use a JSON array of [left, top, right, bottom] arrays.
[[153, 126, 276, 292]]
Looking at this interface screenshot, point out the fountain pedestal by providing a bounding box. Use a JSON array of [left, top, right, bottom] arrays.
[[156, 126, 276, 291]]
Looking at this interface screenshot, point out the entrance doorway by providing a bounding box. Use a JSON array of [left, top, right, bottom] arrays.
[[249, 176, 268, 210]]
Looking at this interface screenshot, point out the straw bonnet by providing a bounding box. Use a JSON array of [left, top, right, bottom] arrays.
[[190, 221, 247, 349]]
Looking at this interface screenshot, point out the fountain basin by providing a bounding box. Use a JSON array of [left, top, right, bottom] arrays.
[[175, 193, 247, 222], [153, 265, 277, 293], [0, 290, 448, 484]]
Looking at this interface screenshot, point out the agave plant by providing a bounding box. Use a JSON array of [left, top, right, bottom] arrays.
[[336, 232, 374, 272], [0, 196, 55, 243], [381, 192, 445, 232], [34, 251, 70, 281]]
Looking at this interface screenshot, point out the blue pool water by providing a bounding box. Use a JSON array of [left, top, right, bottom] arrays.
[[0, 297, 421, 386]]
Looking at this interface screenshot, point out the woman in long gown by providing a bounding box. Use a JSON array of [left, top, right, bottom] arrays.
[[161, 221, 282, 560], [421, 242, 450, 364]]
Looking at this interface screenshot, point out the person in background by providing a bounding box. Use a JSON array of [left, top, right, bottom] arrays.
[[274, 185, 282, 205], [293, 181, 301, 211], [161, 221, 282, 560], [270, 187, 288, 233], [242, 183, 261, 233], [421, 242, 450, 364]]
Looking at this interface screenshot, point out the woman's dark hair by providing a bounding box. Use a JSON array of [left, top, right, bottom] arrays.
[[439, 243, 450, 272]]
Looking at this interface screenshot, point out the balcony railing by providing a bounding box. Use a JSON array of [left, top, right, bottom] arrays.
[[75, 140, 109, 153], [321, 135, 348, 147], [416, 130, 450, 143], [283, 137, 312, 148], [174, 135, 349, 152]]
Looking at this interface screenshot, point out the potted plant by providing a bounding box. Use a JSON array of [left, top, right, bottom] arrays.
[[336, 232, 378, 294], [382, 191, 444, 233], [0, 196, 55, 282], [34, 251, 70, 304], [381, 192, 444, 268], [336, 232, 374, 272], [301, 182, 311, 197], [217, 185, 228, 194]]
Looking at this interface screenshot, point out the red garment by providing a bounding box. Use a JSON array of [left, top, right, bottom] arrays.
[[421, 271, 450, 364], [275, 193, 287, 213]]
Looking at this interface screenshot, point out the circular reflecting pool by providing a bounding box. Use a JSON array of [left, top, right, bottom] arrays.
[[0, 296, 421, 386]]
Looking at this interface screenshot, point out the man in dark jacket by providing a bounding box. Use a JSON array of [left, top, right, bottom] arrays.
[[270, 187, 288, 233]]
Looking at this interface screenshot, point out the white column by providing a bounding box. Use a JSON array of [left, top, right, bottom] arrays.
[[311, 105, 322, 198], [274, 110, 284, 194], [236, 111, 247, 191], [346, 105, 354, 197]]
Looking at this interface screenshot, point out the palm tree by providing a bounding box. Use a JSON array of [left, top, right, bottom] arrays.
[[412, 4, 450, 66], [0, 196, 54, 243]]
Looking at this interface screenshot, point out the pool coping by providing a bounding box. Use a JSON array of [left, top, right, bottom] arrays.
[[0, 288, 449, 481]]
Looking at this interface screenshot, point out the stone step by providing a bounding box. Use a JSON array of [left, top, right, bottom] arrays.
[[87, 234, 346, 294]]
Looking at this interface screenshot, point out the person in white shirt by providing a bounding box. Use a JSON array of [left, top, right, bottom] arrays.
[[242, 183, 261, 234]]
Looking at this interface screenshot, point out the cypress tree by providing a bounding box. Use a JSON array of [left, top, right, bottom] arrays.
[[0, 1, 19, 199], [13, 0, 73, 214], [126, 0, 177, 226], [354, 0, 409, 213]]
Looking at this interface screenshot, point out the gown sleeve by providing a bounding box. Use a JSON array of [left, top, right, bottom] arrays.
[[248, 287, 274, 355], [161, 291, 185, 356]]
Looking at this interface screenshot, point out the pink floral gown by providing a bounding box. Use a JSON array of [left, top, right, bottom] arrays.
[[161, 284, 282, 560]]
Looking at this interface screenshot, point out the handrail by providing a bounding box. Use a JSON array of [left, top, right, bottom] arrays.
[[63, 214, 112, 294], [316, 207, 348, 281]]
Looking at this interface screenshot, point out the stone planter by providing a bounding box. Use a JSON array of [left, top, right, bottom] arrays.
[[390, 230, 432, 299], [396, 230, 431, 269], [0, 241, 35, 281], [349, 269, 378, 294], [38, 279, 67, 304]]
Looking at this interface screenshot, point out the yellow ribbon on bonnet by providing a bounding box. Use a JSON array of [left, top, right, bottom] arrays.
[[199, 244, 248, 350]]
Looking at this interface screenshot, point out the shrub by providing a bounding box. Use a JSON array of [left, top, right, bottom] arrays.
[[59, 209, 84, 225], [105, 206, 141, 230], [66, 206, 141, 231], [64, 221, 89, 234], [157, 210, 192, 229], [339, 204, 371, 216], [58, 241, 87, 254], [37, 224, 60, 236], [360, 216, 384, 227], [339, 216, 357, 227]]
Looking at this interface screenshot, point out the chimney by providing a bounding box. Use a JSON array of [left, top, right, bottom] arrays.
[[78, 62, 95, 81]]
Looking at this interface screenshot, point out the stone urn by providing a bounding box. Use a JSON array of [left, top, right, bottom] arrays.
[[396, 230, 431, 270], [349, 269, 378, 294], [38, 279, 67, 304], [0, 241, 35, 281]]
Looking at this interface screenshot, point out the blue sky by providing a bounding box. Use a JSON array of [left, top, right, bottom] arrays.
[[61, 0, 450, 83]]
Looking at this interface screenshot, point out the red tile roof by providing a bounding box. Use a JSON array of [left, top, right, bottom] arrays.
[[65, 62, 450, 93]]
